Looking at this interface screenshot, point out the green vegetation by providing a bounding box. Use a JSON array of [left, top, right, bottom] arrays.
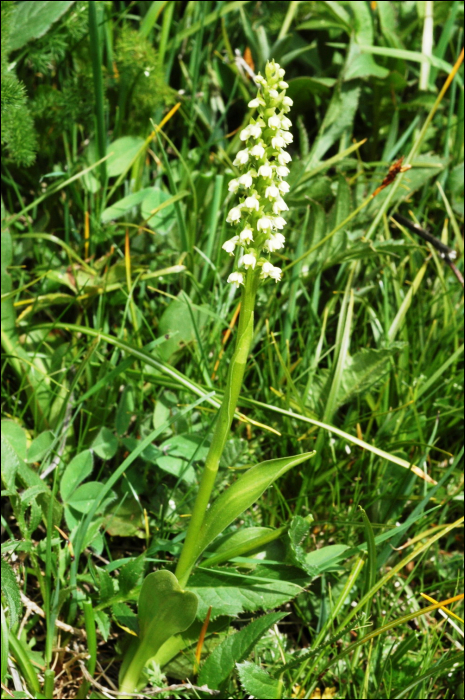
[[1, 1, 464, 699]]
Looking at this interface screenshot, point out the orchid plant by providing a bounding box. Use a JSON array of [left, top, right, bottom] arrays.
[[118, 60, 314, 698]]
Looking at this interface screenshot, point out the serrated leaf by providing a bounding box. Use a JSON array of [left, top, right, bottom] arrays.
[[194, 452, 315, 564], [1, 559, 21, 628], [199, 612, 286, 690], [118, 556, 145, 595], [9, 1, 75, 51], [60, 450, 93, 502], [98, 569, 115, 604], [237, 661, 280, 699], [94, 609, 111, 642], [188, 565, 308, 620], [112, 602, 138, 635]]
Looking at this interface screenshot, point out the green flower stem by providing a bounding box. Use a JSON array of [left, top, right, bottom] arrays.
[[175, 268, 260, 587]]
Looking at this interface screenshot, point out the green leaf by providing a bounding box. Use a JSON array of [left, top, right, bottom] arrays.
[[1, 432, 21, 492], [195, 452, 315, 563], [198, 612, 286, 690], [66, 482, 105, 513], [91, 427, 118, 460], [1, 605, 8, 683], [94, 609, 111, 642], [118, 556, 145, 595], [155, 434, 209, 483], [112, 602, 139, 635], [60, 450, 93, 502], [119, 571, 198, 695], [188, 565, 308, 620], [335, 345, 405, 408], [101, 188, 153, 223], [1, 420, 27, 462], [116, 385, 135, 436], [157, 296, 211, 361], [140, 188, 177, 233], [106, 136, 145, 177], [237, 661, 280, 699], [299, 544, 350, 577], [8, 1, 75, 51], [98, 569, 115, 604], [1, 559, 21, 628], [27, 431, 54, 463], [103, 498, 145, 537]]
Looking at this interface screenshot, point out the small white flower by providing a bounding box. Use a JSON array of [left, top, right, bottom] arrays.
[[228, 179, 239, 193], [276, 165, 290, 177], [282, 131, 293, 145], [257, 217, 273, 231], [264, 233, 286, 252], [268, 115, 281, 129], [244, 195, 259, 211], [271, 135, 285, 149], [242, 123, 262, 140], [265, 185, 280, 199], [278, 68, 285, 78], [239, 253, 257, 269], [277, 151, 292, 164], [226, 207, 242, 223], [239, 227, 254, 243], [227, 271, 245, 288], [233, 149, 249, 166], [282, 96, 293, 106], [261, 261, 282, 282], [280, 116, 292, 130], [278, 181, 290, 194], [238, 172, 253, 188], [279, 81, 289, 89], [268, 89, 279, 99], [255, 74, 266, 85], [272, 198, 289, 214], [250, 144, 265, 159], [272, 216, 287, 229], [258, 163, 273, 178], [222, 236, 239, 254], [248, 97, 265, 108]]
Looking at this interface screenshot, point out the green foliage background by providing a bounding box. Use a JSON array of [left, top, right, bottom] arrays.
[[1, 1, 464, 699]]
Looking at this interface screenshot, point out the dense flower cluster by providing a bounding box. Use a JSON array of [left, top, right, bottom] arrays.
[[222, 60, 293, 288]]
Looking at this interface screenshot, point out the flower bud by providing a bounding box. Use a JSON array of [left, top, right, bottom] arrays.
[[228, 179, 239, 193]]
